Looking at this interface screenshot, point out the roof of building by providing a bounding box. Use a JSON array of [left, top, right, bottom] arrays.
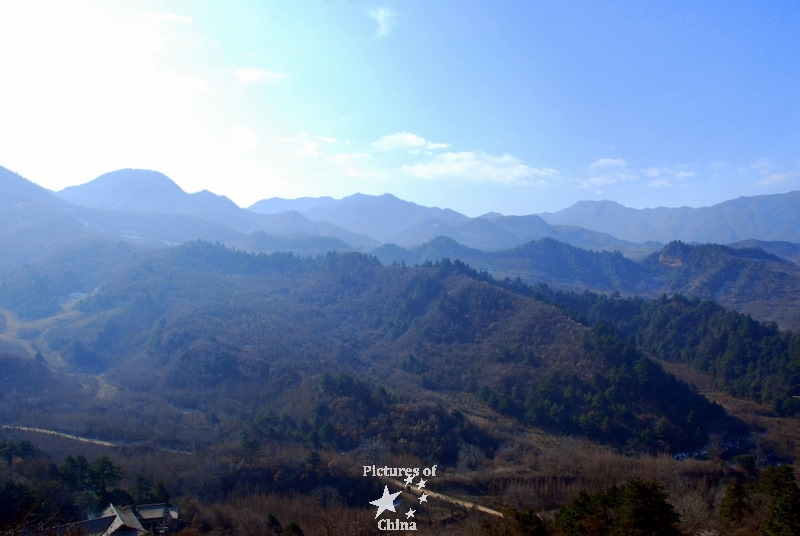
[[135, 503, 170, 521], [102, 504, 147, 536], [51, 502, 179, 536], [60, 515, 116, 536]]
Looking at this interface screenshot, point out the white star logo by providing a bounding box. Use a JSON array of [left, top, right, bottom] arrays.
[[404, 474, 414, 485], [369, 485, 402, 519], [406, 508, 416, 519], [419, 493, 428, 503], [417, 478, 427, 490]]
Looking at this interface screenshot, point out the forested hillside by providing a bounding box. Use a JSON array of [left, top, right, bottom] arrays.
[[1, 241, 799, 534], [1, 242, 734, 451], [375, 237, 800, 330], [536, 286, 800, 416]]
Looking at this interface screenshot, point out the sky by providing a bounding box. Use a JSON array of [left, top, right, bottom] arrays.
[[0, 1, 798, 217]]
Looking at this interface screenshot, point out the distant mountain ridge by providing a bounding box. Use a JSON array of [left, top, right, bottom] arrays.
[[251, 192, 469, 244], [0, 166, 65, 207], [25, 167, 647, 254], [3, 164, 800, 323], [249, 189, 800, 252], [2, 163, 800, 333], [540, 192, 800, 243], [8, 164, 800, 255], [250, 193, 651, 253], [7, 164, 800, 248], [0, 167, 381, 268], [57, 169, 377, 246]]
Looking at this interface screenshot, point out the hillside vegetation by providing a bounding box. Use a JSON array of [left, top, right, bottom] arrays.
[[1, 241, 799, 535], [376, 237, 800, 330]]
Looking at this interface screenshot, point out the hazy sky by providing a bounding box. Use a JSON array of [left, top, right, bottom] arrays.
[[1, 1, 798, 216]]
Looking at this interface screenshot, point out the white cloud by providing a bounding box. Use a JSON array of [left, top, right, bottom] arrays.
[[276, 134, 376, 173], [649, 179, 672, 188], [579, 158, 639, 189], [234, 68, 287, 85], [590, 157, 626, 169], [616, 171, 639, 182], [753, 158, 774, 174], [372, 132, 449, 151], [279, 133, 326, 157], [402, 151, 556, 184], [758, 172, 797, 186], [750, 158, 800, 187], [583, 175, 620, 188], [425, 142, 450, 150], [643, 167, 660, 178], [368, 7, 397, 39], [373, 132, 425, 150]]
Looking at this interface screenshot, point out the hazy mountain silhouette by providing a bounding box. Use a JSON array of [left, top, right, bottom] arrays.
[[540, 192, 800, 243], [251, 192, 468, 244], [249, 193, 649, 253], [59, 169, 198, 212], [58, 169, 294, 234], [0, 166, 65, 207], [55, 169, 378, 248], [4, 164, 800, 314], [0, 166, 101, 270], [0, 168, 377, 272], [51, 167, 800, 253], [249, 195, 338, 217]]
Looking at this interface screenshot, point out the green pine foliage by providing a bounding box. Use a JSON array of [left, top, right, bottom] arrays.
[[719, 478, 750, 527], [480, 322, 727, 452], [536, 287, 800, 416], [718, 465, 800, 535], [755, 466, 800, 536], [241, 372, 494, 465], [555, 478, 681, 536], [0, 442, 163, 529]]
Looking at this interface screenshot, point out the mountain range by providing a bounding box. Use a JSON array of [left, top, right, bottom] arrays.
[[539, 194, 800, 244], [3, 165, 800, 534], [6, 165, 800, 255], [2, 165, 800, 328]]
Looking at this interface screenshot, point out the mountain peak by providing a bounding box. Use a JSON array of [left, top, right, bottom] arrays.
[[479, 212, 505, 219], [58, 169, 188, 212], [90, 168, 182, 190]]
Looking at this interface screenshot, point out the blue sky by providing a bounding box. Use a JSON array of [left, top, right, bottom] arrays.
[[0, 1, 798, 216]]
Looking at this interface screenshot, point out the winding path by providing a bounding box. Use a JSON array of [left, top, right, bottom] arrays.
[[0, 425, 192, 454], [379, 475, 504, 517]]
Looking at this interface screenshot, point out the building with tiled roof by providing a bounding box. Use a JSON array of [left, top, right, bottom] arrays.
[[54, 503, 179, 536]]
